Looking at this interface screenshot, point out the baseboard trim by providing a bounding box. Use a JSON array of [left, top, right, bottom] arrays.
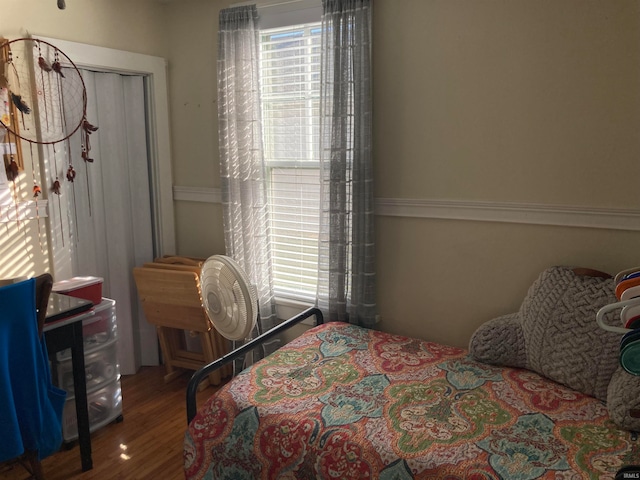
[[173, 186, 640, 231]]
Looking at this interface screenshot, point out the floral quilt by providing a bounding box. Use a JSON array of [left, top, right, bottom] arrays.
[[184, 322, 639, 479]]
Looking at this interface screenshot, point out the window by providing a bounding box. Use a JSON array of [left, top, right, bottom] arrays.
[[259, 22, 322, 303]]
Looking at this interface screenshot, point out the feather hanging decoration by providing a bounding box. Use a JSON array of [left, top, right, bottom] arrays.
[[81, 148, 94, 163], [66, 164, 79, 236], [66, 165, 76, 182], [5, 47, 29, 129], [52, 59, 65, 77], [32, 182, 44, 249], [80, 116, 97, 215], [52, 177, 64, 246], [5, 157, 18, 182], [38, 55, 52, 72], [52, 178, 61, 195], [5, 132, 22, 231], [10, 92, 31, 114], [81, 118, 98, 161], [7, 159, 20, 225], [82, 119, 98, 133], [50, 142, 66, 246], [28, 132, 38, 197], [29, 143, 44, 251]]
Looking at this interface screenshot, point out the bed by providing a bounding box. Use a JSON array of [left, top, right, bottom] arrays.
[[184, 268, 640, 479]]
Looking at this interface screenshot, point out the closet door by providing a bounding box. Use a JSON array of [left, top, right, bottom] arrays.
[[66, 71, 157, 374]]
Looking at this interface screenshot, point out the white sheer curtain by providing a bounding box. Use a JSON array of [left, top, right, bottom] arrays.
[[317, 0, 376, 327], [218, 5, 278, 358], [65, 71, 156, 375]]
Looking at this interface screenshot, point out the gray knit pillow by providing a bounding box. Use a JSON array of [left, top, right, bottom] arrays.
[[469, 266, 640, 431]]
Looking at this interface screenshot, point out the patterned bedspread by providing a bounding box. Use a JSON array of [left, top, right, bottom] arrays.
[[184, 322, 639, 479]]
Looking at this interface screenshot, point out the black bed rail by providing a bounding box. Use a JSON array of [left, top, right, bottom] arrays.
[[186, 307, 324, 424]]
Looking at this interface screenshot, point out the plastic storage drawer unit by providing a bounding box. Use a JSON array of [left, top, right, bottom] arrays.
[[56, 298, 117, 361], [57, 338, 119, 394], [62, 377, 123, 442]]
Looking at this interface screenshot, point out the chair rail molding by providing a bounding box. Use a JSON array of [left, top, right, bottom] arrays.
[[173, 185, 640, 231], [173, 186, 221, 204], [375, 198, 640, 231]]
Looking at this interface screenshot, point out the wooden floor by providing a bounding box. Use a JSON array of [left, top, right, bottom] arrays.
[[0, 366, 219, 480]]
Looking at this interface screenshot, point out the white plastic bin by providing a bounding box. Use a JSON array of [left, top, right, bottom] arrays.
[[56, 298, 117, 360], [62, 377, 123, 441], [57, 338, 119, 393]]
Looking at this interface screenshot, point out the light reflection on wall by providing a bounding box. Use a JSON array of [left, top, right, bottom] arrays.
[[0, 215, 48, 278], [1, 38, 73, 281], [0, 168, 51, 279]]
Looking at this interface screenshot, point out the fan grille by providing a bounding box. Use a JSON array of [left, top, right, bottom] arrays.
[[201, 255, 257, 341]]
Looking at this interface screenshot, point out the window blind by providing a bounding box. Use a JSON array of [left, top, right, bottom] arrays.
[[260, 23, 322, 302], [257, 0, 322, 30]]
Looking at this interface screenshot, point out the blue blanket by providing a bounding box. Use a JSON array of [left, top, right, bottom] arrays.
[[0, 278, 66, 461]]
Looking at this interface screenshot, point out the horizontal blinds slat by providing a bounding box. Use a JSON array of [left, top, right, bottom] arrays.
[[272, 264, 319, 276], [272, 246, 318, 255]]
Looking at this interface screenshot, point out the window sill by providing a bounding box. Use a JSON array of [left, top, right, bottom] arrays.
[[275, 296, 317, 326]]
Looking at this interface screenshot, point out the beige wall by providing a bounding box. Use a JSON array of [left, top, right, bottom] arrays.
[[0, 0, 168, 56], [165, 0, 227, 258], [168, 0, 640, 347], [371, 0, 640, 346], [376, 217, 640, 346], [3, 0, 639, 347], [374, 0, 640, 206]]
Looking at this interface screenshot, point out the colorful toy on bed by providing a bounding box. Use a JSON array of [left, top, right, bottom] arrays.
[[469, 265, 640, 431]]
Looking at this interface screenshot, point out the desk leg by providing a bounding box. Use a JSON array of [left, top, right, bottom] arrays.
[[70, 321, 93, 471]]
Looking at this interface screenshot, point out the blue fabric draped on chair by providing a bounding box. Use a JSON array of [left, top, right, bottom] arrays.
[[0, 278, 66, 463]]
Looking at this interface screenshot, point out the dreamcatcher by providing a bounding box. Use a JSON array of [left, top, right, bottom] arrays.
[[0, 37, 97, 246]]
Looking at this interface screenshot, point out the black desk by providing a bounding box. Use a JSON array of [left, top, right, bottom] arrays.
[[44, 294, 94, 472]]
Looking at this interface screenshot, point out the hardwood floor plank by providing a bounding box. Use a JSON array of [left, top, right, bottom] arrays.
[[0, 366, 219, 480]]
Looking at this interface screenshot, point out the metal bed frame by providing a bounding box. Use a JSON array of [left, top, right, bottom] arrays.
[[186, 307, 324, 423]]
